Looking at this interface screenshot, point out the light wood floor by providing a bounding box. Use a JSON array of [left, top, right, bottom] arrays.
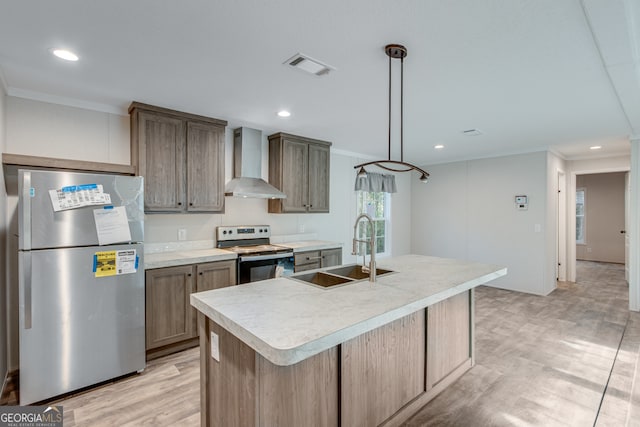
[[7, 261, 640, 426], [405, 261, 637, 426]]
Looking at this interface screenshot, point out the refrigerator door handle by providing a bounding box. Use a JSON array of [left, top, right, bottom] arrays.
[[21, 170, 32, 250], [23, 251, 32, 329]]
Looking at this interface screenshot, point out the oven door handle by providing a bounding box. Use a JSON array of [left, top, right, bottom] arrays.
[[239, 252, 294, 262]]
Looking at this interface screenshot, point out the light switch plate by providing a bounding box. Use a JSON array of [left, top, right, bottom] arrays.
[[178, 228, 187, 241], [210, 331, 220, 362]]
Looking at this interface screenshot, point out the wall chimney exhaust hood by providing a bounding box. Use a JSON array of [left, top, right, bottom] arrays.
[[225, 127, 287, 199]]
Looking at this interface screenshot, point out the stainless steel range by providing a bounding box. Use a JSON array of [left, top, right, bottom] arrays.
[[216, 225, 294, 284]]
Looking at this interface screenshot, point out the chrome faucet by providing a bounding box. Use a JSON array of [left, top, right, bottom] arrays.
[[352, 214, 376, 282]]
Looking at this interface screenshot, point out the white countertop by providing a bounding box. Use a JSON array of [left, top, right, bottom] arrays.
[[276, 240, 342, 252], [145, 248, 237, 270], [191, 254, 507, 366], [143, 240, 341, 269]]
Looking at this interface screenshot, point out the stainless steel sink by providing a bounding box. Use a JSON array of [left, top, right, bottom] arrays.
[[291, 272, 353, 288], [324, 264, 394, 280], [288, 264, 395, 289]]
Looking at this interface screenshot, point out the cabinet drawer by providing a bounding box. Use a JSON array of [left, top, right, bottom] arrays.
[[295, 251, 322, 266], [294, 262, 321, 273]]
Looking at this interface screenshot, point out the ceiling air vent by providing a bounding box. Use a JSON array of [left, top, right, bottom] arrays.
[[284, 53, 335, 76], [462, 129, 483, 136]]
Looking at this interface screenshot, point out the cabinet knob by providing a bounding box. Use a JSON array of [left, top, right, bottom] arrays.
[[187, 273, 192, 277], [178, 202, 182, 206], [199, 272, 203, 275], [190, 202, 193, 206]]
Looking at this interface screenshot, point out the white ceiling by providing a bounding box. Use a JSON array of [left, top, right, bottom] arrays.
[[0, 0, 638, 165]]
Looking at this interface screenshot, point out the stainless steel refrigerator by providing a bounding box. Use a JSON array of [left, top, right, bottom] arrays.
[[18, 169, 145, 404]]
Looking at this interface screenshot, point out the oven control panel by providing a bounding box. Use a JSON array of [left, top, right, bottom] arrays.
[[217, 225, 271, 241]]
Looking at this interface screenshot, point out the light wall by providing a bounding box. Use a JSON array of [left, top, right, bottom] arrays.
[[575, 172, 626, 263], [411, 151, 560, 295], [6, 97, 129, 164], [0, 76, 7, 384]]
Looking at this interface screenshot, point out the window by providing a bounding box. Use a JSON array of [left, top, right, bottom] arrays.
[[356, 191, 390, 256], [576, 188, 585, 244]]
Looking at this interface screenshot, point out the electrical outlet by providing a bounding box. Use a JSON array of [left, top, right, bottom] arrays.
[[178, 228, 187, 241], [587, 247, 592, 253], [298, 223, 305, 233]]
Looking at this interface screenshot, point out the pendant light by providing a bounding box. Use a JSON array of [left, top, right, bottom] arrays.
[[354, 44, 430, 183]]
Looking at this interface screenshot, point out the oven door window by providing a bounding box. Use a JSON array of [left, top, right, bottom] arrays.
[[239, 259, 277, 284]]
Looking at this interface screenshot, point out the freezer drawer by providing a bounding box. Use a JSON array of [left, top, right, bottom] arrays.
[[19, 169, 144, 250], [19, 244, 145, 404]]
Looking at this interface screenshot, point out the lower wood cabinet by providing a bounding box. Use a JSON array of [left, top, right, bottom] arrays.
[[294, 248, 342, 272], [145, 265, 195, 351], [145, 260, 236, 359]]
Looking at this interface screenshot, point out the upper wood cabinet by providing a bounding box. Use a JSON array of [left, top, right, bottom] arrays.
[[129, 102, 227, 213], [268, 133, 331, 213]]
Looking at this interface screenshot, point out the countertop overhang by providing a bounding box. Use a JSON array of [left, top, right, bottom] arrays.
[[191, 254, 507, 366]]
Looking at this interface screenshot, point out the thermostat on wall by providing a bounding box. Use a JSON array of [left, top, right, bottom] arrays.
[[515, 195, 528, 210]]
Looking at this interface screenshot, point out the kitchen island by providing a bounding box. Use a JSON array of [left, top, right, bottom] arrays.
[[191, 254, 506, 427]]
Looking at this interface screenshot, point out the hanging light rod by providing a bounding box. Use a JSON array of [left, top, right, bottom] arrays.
[[354, 43, 430, 183]]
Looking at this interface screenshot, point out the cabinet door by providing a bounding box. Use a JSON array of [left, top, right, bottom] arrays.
[[321, 248, 342, 268], [426, 291, 471, 390], [308, 143, 331, 213], [145, 265, 195, 350], [186, 122, 225, 212], [137, 111, 186, 212], [281, 138, 309, 213], [196, 260, 237, 292]]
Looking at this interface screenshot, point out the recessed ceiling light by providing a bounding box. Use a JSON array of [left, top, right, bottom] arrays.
[[51, 48, 79, 61], [277, 110, 291, 118], [434, 144, 444, 149], [590, 145, 602, 150]]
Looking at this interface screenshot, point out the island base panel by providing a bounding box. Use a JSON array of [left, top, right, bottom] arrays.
[[198, 313, 339, 427], [198, 289, 474, 427], [341, 310, 425, 427]]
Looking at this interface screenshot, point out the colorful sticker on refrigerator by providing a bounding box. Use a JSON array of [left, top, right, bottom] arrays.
[[49, 183, 112, 212], [94, 251, 117, 277], [93, 206, 132, 245], [93, 249, 138, 277]]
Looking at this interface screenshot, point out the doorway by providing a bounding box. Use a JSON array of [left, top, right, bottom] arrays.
[[574, 172, 627, 281]]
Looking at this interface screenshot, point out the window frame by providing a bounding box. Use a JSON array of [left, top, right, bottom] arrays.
[[576, 187, 586, 245], [356, 191, 391, 258]]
